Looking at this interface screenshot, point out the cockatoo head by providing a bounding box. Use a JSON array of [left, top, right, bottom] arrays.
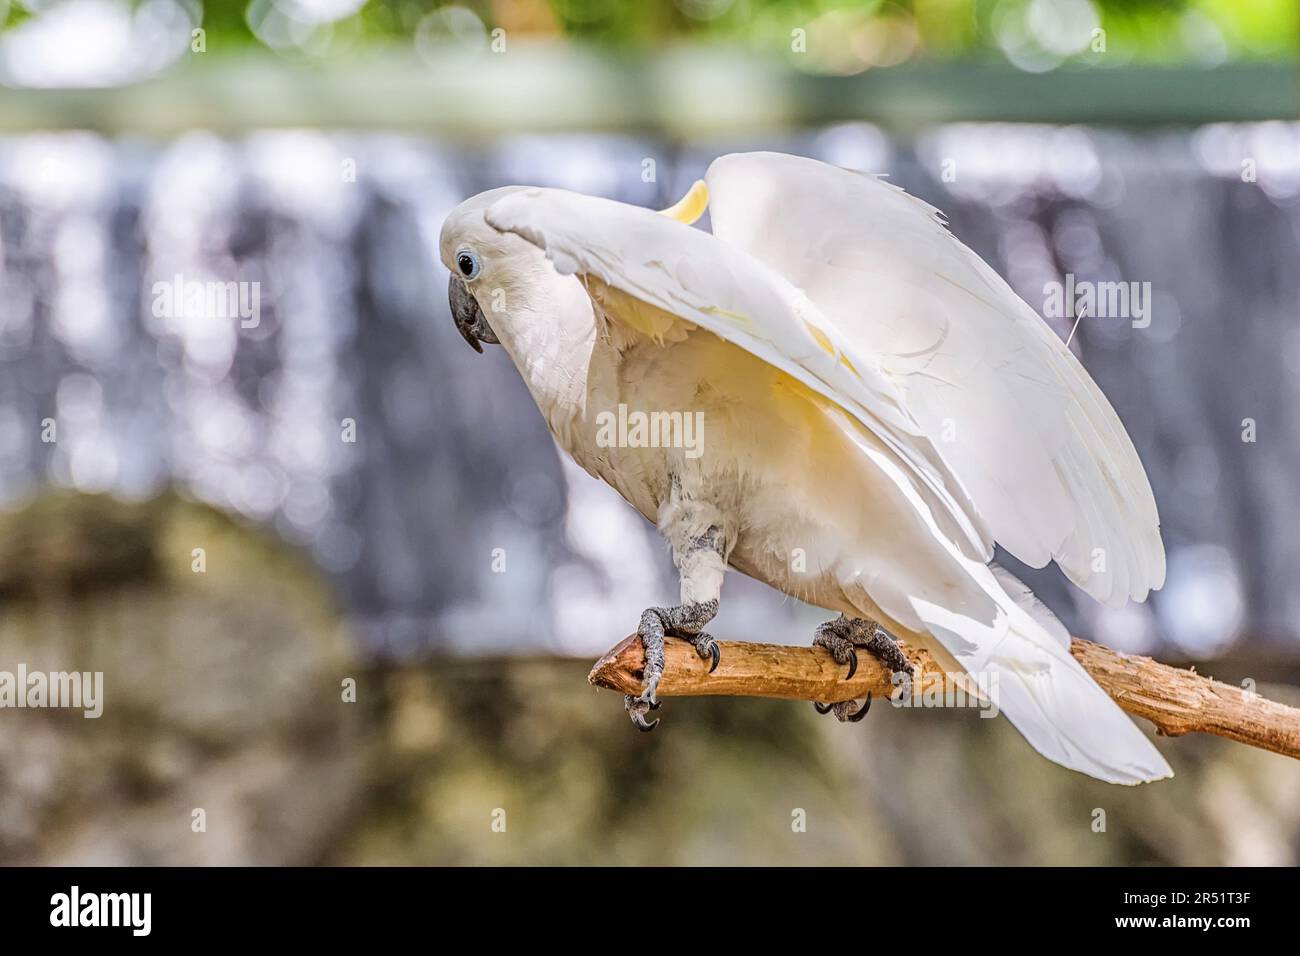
[[440, 185, 559, 354]]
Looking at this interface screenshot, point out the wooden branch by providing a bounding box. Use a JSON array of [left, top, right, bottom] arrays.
[[588, 634, 1300, 761]]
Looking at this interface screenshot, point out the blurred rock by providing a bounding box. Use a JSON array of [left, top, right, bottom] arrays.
[[2, 491, 1298, 865], [0, 490, 369, 864], [334, 661, 1300, 866]]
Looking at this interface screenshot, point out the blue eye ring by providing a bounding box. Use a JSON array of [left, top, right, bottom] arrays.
[[455, 247, 481, 281]]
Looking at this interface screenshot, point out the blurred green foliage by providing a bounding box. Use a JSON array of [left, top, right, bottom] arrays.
[[3, 0, 1295, 66]]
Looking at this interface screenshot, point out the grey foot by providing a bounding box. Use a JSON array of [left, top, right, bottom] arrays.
[[811, 615, 913, 722], [624, 599, 720, 733]]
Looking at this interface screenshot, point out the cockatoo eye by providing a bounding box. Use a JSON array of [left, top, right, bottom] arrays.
[[455, 248, 481, 281]]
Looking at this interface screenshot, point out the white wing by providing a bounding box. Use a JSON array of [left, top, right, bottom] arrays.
[[485, 186, 993, 561], [706, 152, 1164, 607]]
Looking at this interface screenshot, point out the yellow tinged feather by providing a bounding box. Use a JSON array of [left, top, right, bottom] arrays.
[[702, 305, 755, 331], [583, 276, 694, 344], [770, 371, 852, 442], [800, 318, 862, 379], [803, 319, 837, 358], [658, 180, 709, 225]]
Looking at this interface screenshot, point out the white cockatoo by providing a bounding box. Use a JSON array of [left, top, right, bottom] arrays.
[[440, 151, 1172, 785]]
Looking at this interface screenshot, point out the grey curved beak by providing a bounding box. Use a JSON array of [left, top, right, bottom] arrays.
[[448, 276, 499, 353]]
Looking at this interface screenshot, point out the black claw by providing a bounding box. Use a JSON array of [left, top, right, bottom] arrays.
[[813, 701, 834, 714], [649, 699, 661, 711], [845, 647, 858, 681], [847, 693, 872, 723], [708, 642, 720, 673]]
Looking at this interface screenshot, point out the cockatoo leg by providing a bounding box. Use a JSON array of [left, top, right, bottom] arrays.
[[623, 597, 720, 732], [811, 616, 913, 722], [624, 496, 729, 732]]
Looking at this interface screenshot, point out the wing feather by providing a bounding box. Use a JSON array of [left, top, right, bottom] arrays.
[[485, 186, 993, 561], [705, 152, 1164, 605]]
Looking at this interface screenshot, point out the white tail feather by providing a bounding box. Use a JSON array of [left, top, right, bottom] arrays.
[[990, 564, 1071, 649], [910, 570, 1172, 785]]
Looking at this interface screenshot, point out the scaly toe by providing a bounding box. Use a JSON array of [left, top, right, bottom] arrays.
[[814, 696, 870, 721], [691, 632, 721, 673], [866, 628, 912, 676], [813, 619, 859, 680], [625, 693, 660, 732], [847, 693, 872, 723], [815, 696, 871, 722]]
